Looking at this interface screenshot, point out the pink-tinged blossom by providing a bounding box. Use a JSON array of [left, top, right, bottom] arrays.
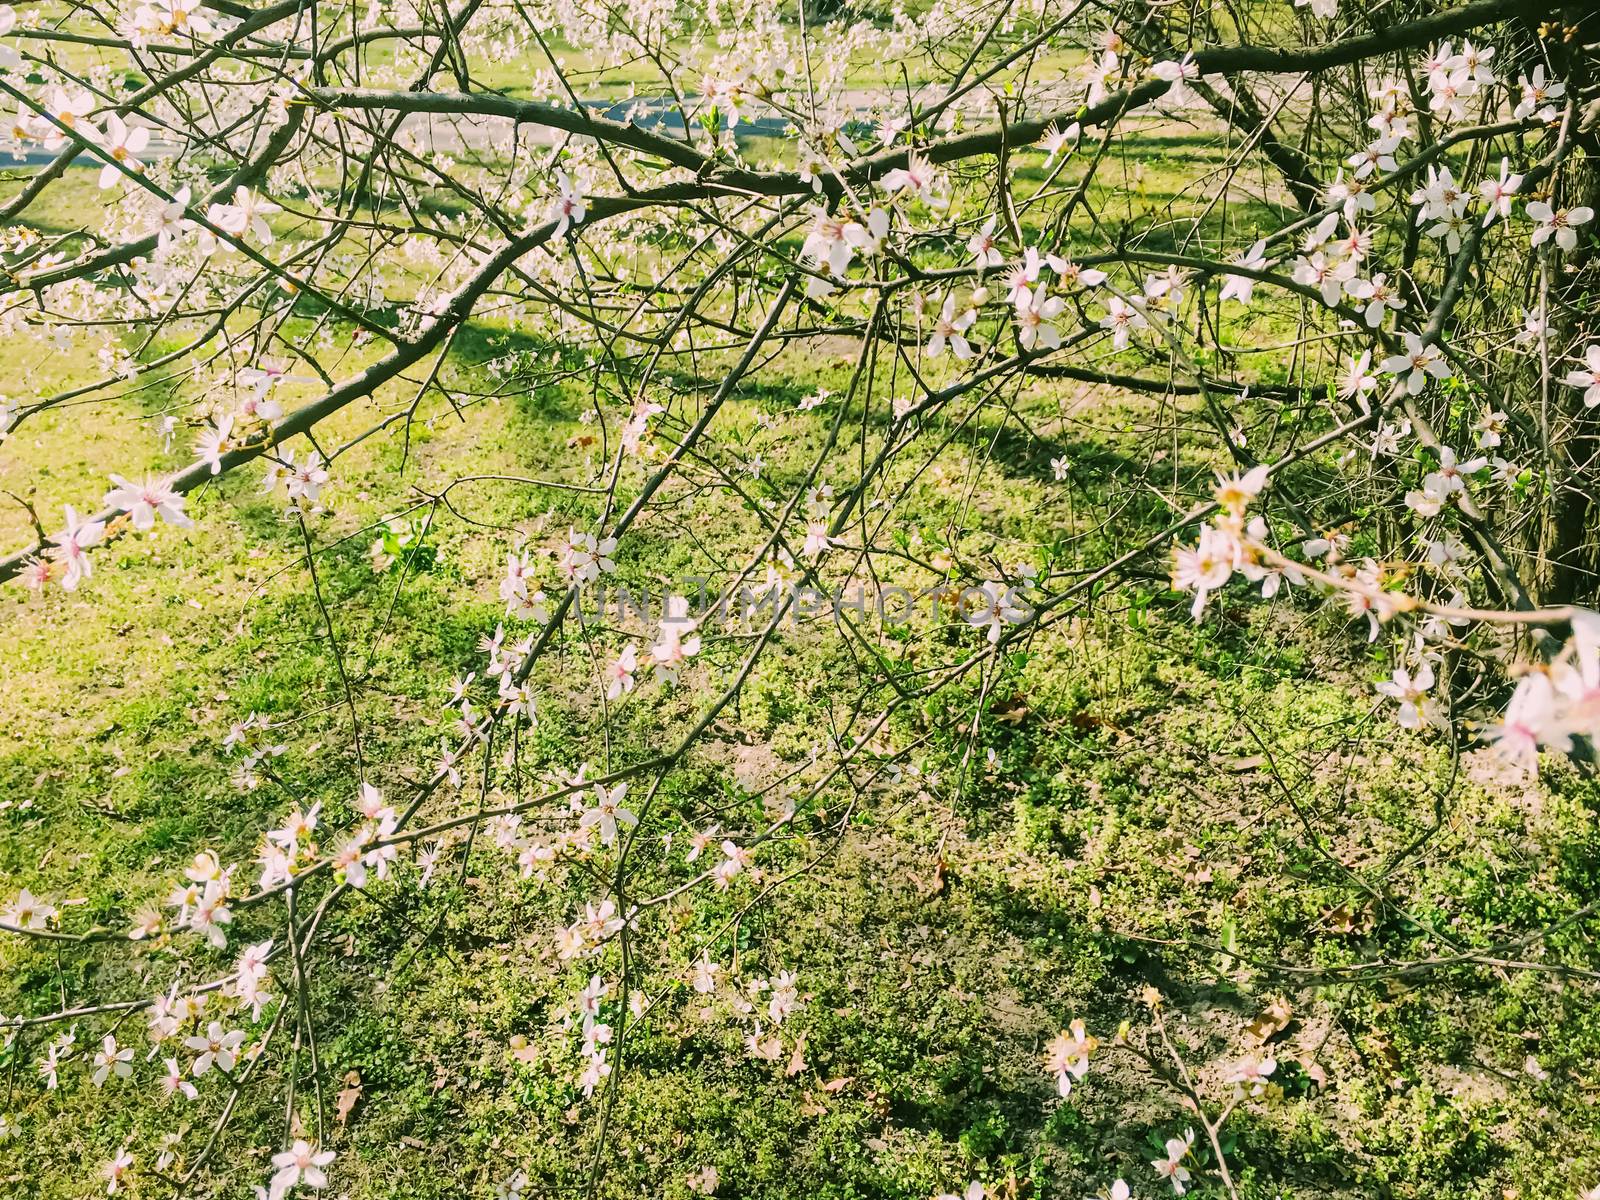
[[209, 185, 280, 244], [1037, 120, 1079, 163], [1527, 201, 1593, 253], [843, 207, 889, 256], [269, 1140, 335, 1197], [1013, 285, 1065, 350], [1339, 351, 1378, 401], [97, 115, 150, 189], [1100, 296, 1148, 350], [196, 413, 235, 474], [1218, 240, 1267, 305], [880, 152, 939, 201], [1484, 672, 1570, 775], [966, 582, 1027, 644], [801, 211, 854, 276], [1150, 1129, 1195, 1194], [2, 887, 58, 930], [1228, 1049, 1280, 1100], [1379, 333, 1450, 394], [1346, 272, 1404, 328], [1478, 158, 1522, 225], [1214, 464, 1269, 516], [650, 599, 701, 685], [580, 782, 636, 846], [604, 643, 638, 700], [103, 1150, 134, 1195], [1348, 135, 1399, 181], [39, 87, 95, 152], [91, 1034, 134, 1086], [1049, 254, 1106, 289], [1172, 524, 1241, 619], [104, 473, 191, 530], [967, 214, 1004, 269], [563, 529, 617, 583], [551, 171, 585, 237], [184, 1021, 245, 1075], [926, 295, 975, 360], [1043, 1019, 1097, 1097], [1563, 345, 1600, 408], [161, 1056, 198, 1100], [1513, 67, 1564, 121], [47, 504, 106, 590], [1150, 53, 1201, 106]]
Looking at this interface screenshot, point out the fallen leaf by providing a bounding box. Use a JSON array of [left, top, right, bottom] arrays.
[[1245, 995, 1293, 1043], [335, 1070, 363, 1126], [994, 697, 1030, 725]]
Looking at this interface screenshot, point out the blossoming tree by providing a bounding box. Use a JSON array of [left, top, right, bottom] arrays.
[[2, 0, 1600, 1194]]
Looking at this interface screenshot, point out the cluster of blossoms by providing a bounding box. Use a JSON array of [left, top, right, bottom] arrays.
[[1174, 456, 1600, 774], [919, 236, 1115, 362], [554, 897, 627, 962], [604, 605, 705, 698], [694, 960, 806, 1073], [0, 924, 319, 1196], [259, 445, 332, 511], [544, 957, 805, 1101], [125, 0, 215, 45], [501, 528, 701, 705], [1482, 612, 1600, 775], [568, 974, 618, 1096], [562, 526, 617, 585], [1170, 465, 1286, 620], [159, 850, 237, 947], [23, 476, 189, 592], [801, 482, 837, 558], [799, 204, 902, 299], [893, 41, 1583, 395], [220, 711, 288, 792], [19, 353, 338, 592], [2, 77, 152, 191], [325, 785, 401, 890], [1037, 1017, 1208, 1196], [22, 504, 105, 592], [472, 623, 541, 730], [1043, 1018, 1098, 1097]]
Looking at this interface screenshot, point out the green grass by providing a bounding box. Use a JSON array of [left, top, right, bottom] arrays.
[[3, 126, 1600, 1200]]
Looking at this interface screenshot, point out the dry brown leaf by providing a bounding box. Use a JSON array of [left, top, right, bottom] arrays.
[[335, 1070, 363, 1126], [994, 698, 1030, 725], [1245, 995, 1294, 1043], [1323, 903, 1373, 936]]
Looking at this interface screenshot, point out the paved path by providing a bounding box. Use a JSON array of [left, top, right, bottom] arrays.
[[2, 92, 902, 166]]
